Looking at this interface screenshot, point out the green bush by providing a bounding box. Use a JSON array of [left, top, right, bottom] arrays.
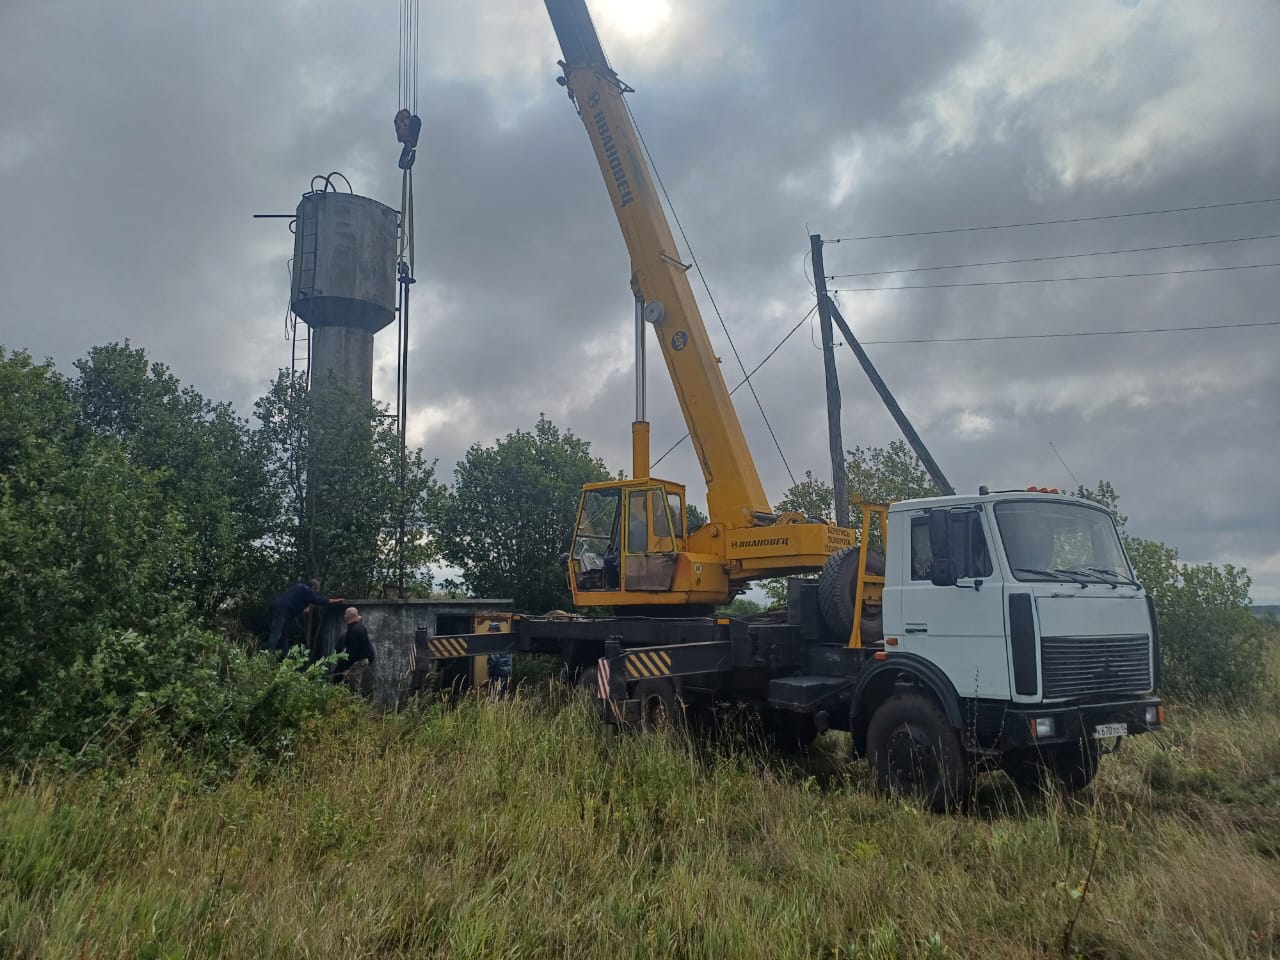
[[1076, 483, 1274, 707], [0, 348, 340, 773], [1127, 538, 1273, 705], [17, 625, 342, 775]]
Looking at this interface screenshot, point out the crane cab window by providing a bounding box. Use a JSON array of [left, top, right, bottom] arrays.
[[623, 486, 679, 591], [627, 491, 648, 553], [573, 488, 621, 592]]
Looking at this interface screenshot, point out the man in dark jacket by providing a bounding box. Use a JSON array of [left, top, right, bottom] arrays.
[[267, 580, 339, 656], [335, 606, 376, 698]]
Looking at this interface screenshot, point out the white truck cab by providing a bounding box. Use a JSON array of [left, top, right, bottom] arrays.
[[845, 489, 1163, 805], [886, 490, 1157, 706]]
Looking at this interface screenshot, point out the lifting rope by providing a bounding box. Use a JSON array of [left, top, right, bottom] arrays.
[[393, 0, 421, 594], [395, 0, 421, 278]]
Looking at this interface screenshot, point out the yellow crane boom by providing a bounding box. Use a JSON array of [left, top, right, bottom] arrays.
[[546, 0, 856, 609]]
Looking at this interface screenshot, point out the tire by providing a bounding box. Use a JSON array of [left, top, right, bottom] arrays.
[[866, 692, 970, 812], [818, 546, 885, 644], [1045, 739, 1101, 792], [634, 678, 682, 734]]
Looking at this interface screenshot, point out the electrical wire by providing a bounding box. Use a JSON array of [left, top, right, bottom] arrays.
[[829, 261, 1280, 293], [826, 197, 1280, 242], [652, 306, 817, 470], [650, 309, 1276, 469], [624, 97, 797, 486], [825, 233, 1280, 279], [859, 320, 1280, 345]]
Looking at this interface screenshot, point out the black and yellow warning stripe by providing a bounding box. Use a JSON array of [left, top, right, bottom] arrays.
[[624, 650, 673, 679], [427, 636, 469, 658]]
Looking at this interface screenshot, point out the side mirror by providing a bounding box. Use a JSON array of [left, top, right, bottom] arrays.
[[931, 557, 958, 587], [928, 510, 957, 587]]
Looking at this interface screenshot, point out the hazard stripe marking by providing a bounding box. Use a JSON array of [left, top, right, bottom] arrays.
[[428, 637, 468, 657], [624, 651, 671, 679], [597, 658, 610, 700]]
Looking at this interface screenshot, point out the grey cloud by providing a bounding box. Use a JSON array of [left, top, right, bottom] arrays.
[[1, 0, 1276, 600]]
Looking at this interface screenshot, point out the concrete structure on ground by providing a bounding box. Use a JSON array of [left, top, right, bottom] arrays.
[[311, 598, 513, 709]]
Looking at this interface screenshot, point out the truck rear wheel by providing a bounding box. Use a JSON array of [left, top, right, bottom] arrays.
[[634, 678, 682, 734], [867, 692, 970, 812], [818, 546, 885, 644]]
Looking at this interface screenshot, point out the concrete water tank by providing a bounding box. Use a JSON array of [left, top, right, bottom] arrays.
[[290, 191, 399, 402], [290, 191, 398, 331]]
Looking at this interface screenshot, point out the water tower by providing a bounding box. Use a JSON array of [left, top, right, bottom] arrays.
[[289, 186, 399, 402]]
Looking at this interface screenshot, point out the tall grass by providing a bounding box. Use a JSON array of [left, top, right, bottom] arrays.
[[2, 688, 1278, 959]]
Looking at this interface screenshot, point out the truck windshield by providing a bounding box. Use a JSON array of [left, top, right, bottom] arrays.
[[994, 500, 1132, 583]]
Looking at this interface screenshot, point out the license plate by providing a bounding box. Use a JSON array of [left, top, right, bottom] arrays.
[[1093, 722, 1127, 739]]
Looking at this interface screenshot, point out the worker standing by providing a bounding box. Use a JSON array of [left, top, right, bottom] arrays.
[[267, 579, 340, 656], [335, 606, 377, 699]]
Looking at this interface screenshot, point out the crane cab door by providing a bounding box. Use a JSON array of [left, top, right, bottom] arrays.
[[572, 487, 623, 594], [572, 484, 685, 595], [624, 486, 683, 591]]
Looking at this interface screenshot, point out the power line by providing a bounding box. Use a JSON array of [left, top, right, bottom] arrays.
[[825, 233, 1280, 279], [648, 311, 1276, 468], [652, 306, 817, 470], [827, 197, 1280, 242], [860, 320, 1280, 345], [829, 261, 1280, 293]]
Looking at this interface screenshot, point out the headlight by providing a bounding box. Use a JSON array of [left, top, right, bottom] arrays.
[[1145, 705, 1163, 726], [1033, 717, 1055, 738]]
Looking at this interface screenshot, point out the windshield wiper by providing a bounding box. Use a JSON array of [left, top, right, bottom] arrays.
[[1056, 567, 1117, 588], [1015, 567, 1078, 584], [1087, 566, 1141, 588], [1056, 567, 1117, 586]]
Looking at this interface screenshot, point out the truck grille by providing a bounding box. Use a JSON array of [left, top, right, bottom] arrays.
[[1040, 634, 1151, 700]]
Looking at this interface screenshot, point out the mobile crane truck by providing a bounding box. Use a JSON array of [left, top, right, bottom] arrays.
[[414, 0, 1163, 810]]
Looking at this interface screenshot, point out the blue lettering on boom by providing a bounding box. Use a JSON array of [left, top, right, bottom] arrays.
[[592, 111, 635, 208]]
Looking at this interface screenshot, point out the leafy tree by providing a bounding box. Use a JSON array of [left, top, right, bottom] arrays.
[[775, 470, 835, 520], [717, 596, 764, 617], [435, 415, 611, 611], [762, 441, 939, 604], [846, 440, 939, 506], [254, 370, 444, 598], [0, 350, 190, 752], [73, 342, 275, 621], [685, 503, 708, 534], [0, 348, 344, 767]]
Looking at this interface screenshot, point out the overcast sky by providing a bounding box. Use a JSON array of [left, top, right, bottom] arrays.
[[2, 0, 1277, 601]]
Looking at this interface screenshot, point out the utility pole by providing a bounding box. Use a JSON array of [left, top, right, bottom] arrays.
[[824, 295, 955, 497], [811, 234, 850, 528]]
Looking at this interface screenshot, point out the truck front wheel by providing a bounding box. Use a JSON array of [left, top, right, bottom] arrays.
[[867, 693, 970, 812]]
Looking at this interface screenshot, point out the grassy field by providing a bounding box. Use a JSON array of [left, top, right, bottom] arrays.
[[3, 686, 1279, 960]]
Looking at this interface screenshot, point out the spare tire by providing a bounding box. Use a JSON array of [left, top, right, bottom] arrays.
[[818, 545, 886, 644]]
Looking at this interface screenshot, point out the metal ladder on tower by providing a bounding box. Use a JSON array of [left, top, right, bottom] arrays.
[[291, 211, 320, 387]]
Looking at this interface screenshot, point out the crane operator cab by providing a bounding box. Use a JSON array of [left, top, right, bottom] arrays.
[[570, 479, 687, 600]]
